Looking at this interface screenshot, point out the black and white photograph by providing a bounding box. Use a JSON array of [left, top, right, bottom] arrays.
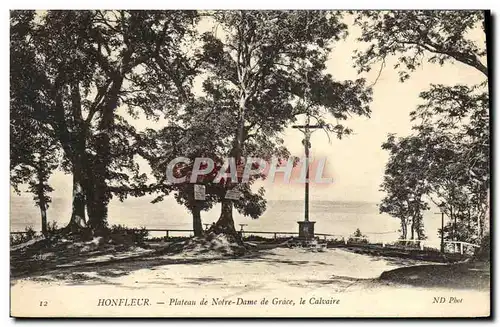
[[9, 9, 491, 318]]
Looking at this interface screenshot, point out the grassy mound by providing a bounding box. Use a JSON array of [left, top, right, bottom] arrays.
[[162, 233, 246, 259], [10, 231, 154, 277]]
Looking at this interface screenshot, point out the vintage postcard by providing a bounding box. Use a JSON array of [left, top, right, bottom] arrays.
[[10, 9, 491, 318]]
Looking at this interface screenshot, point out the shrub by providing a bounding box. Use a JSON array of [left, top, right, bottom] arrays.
[[24, 225, 36, 240], [109, 225, 149, 245], [149, 235, 188, 242], [326, 238, 345, 246], [46, 221, 59, 237], [135, 227, 149, 244], [10, 235, 21, 246], [10, 226, 37, 246], [392, 240, 422, 249], [474, 233, 490, 261], [244, 235, 268, 241], [347, 228, 368, 244]]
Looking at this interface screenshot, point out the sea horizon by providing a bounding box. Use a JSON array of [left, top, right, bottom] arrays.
[[10, 195, 442, 248]]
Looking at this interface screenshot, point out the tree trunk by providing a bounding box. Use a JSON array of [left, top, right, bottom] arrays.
[[84, 161, 97, 229], [91, 130, 111, 233], [451, 206, 456, 241], [65, 82, 89, 233], [35, 163, 48, 237], [216, 200, 236, 234], [192, 202, 203, 237], [401, 219, 407, 239], [210, 200, 241, 243], [90, 173, 108, 233], [68, 169, 87, 232], [478, 212, 482, 241], [39, 197, 48, 237], [212, 198, 238, 236], [211, 42, 251, 237], [91, 78, 124, 233], [410, 218, 415, 240]]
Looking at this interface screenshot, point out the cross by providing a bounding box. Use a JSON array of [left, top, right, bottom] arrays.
[[292, 115, 324, 223]]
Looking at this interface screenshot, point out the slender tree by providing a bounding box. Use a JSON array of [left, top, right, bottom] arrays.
[[410, 84, 489, 242], [357, 10, 489, 244], [380, 135, 430, 240], [10, 12, 60, 236]]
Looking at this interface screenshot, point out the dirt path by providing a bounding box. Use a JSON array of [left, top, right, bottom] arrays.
[[12, 247, 431, 288], [11, 247, 490, 317]]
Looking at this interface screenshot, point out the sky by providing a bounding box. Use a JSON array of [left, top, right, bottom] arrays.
[[13, 13, 487, 205]]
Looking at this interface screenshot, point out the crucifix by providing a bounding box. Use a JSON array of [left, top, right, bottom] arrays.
[[292, 112, 324, 240]]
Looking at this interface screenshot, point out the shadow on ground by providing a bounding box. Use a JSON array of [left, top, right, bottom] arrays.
[[11, 242, 490, 293], [379, 261, 490, 290], [11, 246, 272, 286], [341, 246, 466, 263]]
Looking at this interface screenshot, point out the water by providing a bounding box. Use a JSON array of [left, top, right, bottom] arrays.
[[10, 194, 442, 247]]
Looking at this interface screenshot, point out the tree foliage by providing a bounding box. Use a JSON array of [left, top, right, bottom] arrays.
[[11, 10, 374, 241], [380, 83, 489, 242], [197, 10, 372, 236], [367, 11, 490, 244], [380, 135, 430, 240], [354, 10, 487, 81], [10, 10, 198, 233]]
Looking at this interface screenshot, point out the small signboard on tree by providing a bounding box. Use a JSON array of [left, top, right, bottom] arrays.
[[225, 188, 242, 200], [194, 184, 206, 201]]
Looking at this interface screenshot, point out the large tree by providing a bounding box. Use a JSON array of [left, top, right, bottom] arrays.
[[198, 10, 372, 237], [10, 10, 198, 233], [139, 94, 269, 238]]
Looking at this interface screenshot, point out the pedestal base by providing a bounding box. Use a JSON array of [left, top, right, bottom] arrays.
[[297, 221, 316, 240]]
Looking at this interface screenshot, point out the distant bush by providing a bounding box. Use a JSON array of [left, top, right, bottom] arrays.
[[422, 246, 440, 253], [474, 233, 490, 261], [243, 235, 292, 244], [148, 236, 188, 242], [244, 235, 268, 241], [347, 228, 368, 244], [108, 225, 149, 245], [25, 225, 36, 239], [326, 238, 345, 246], [46, 221, 59, 237], [10, 226, 37, 246], [390, 240, 422, 249]]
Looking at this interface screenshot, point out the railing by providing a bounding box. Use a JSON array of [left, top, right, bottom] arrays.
[[145, 229, 193, 238], [359, 238, 480, 255], [443, 240, 480, 255], [243, 230, 298, 238], [10, 231, 31, 235]]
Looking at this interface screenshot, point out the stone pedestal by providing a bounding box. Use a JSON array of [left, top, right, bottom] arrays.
[[298, 221, 316, 239]]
